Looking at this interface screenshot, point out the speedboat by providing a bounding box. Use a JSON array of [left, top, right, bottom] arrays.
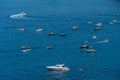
[[95, 23, 103, 27], [48, 32, 55, 36], [10, 12, 26, 18], [85, 49, 96, 53], [22, 49, 31, 53], [36, 28, 43, 32], [18, 28, 26, 31], [46, 64, 70, 71]]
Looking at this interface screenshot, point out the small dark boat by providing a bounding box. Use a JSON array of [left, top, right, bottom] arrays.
[[21, 46, 30, 49], [80, 44, 88, 49], [115, 13, 120, 17], [47, 46, 53, 49], [60, 33, 66, 36], [94, 27, 100, 31]]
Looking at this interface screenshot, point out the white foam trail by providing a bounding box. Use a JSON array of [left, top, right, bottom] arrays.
[[89, 39, 109, 44], [84, 40, 88, 43], [96, 39, 109, 43], [10, 12, 26, 19]]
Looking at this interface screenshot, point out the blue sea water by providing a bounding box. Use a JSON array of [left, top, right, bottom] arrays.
[[0, 0, 120, 80]]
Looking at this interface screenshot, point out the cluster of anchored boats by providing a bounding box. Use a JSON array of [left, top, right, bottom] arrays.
[[19, 25, 80, 52], [18, 14, 116, 53], [10, 12, 119, 73], [80, 44, 96, 53]]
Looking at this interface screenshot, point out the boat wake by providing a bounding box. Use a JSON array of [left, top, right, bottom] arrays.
[[10, 12, 44, 20], [90, 39, 109, 44], [10, 12, 27, 19]]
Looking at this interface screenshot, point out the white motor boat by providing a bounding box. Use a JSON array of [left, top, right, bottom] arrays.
[[18, 28, 26, 31], [22, 49, 31, 53], [36, 28, 43, 32], [48, 32, 55, 36], [46, 64, 70, 71], [92, 35, 97, 39], [95, 23, 103, 27], [85, 49, 96, 53], [10, 12, 26, 18]]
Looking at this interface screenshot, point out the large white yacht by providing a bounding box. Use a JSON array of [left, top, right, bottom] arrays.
[[10, 12, 26, 18], [46, 64, 70, 71]]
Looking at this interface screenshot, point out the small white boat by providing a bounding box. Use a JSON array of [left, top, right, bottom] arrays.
[[92, 35, 97, 39], [18, 28, 26, 31], [10, 12, 26, 18], [85, 49, 96, 53], [72, 26, 78, 30], [46, 64, 70, 71], [36, 28, 43, 32], [48, 32, 55, 36], [95, 23, 103, 27], [22, 49, 31, 53]]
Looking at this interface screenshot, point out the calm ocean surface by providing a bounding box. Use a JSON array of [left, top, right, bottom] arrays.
[[0, 0, 120, 80]]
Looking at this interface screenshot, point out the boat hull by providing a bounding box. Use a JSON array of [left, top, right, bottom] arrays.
[[46, 66, 70, 71]]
